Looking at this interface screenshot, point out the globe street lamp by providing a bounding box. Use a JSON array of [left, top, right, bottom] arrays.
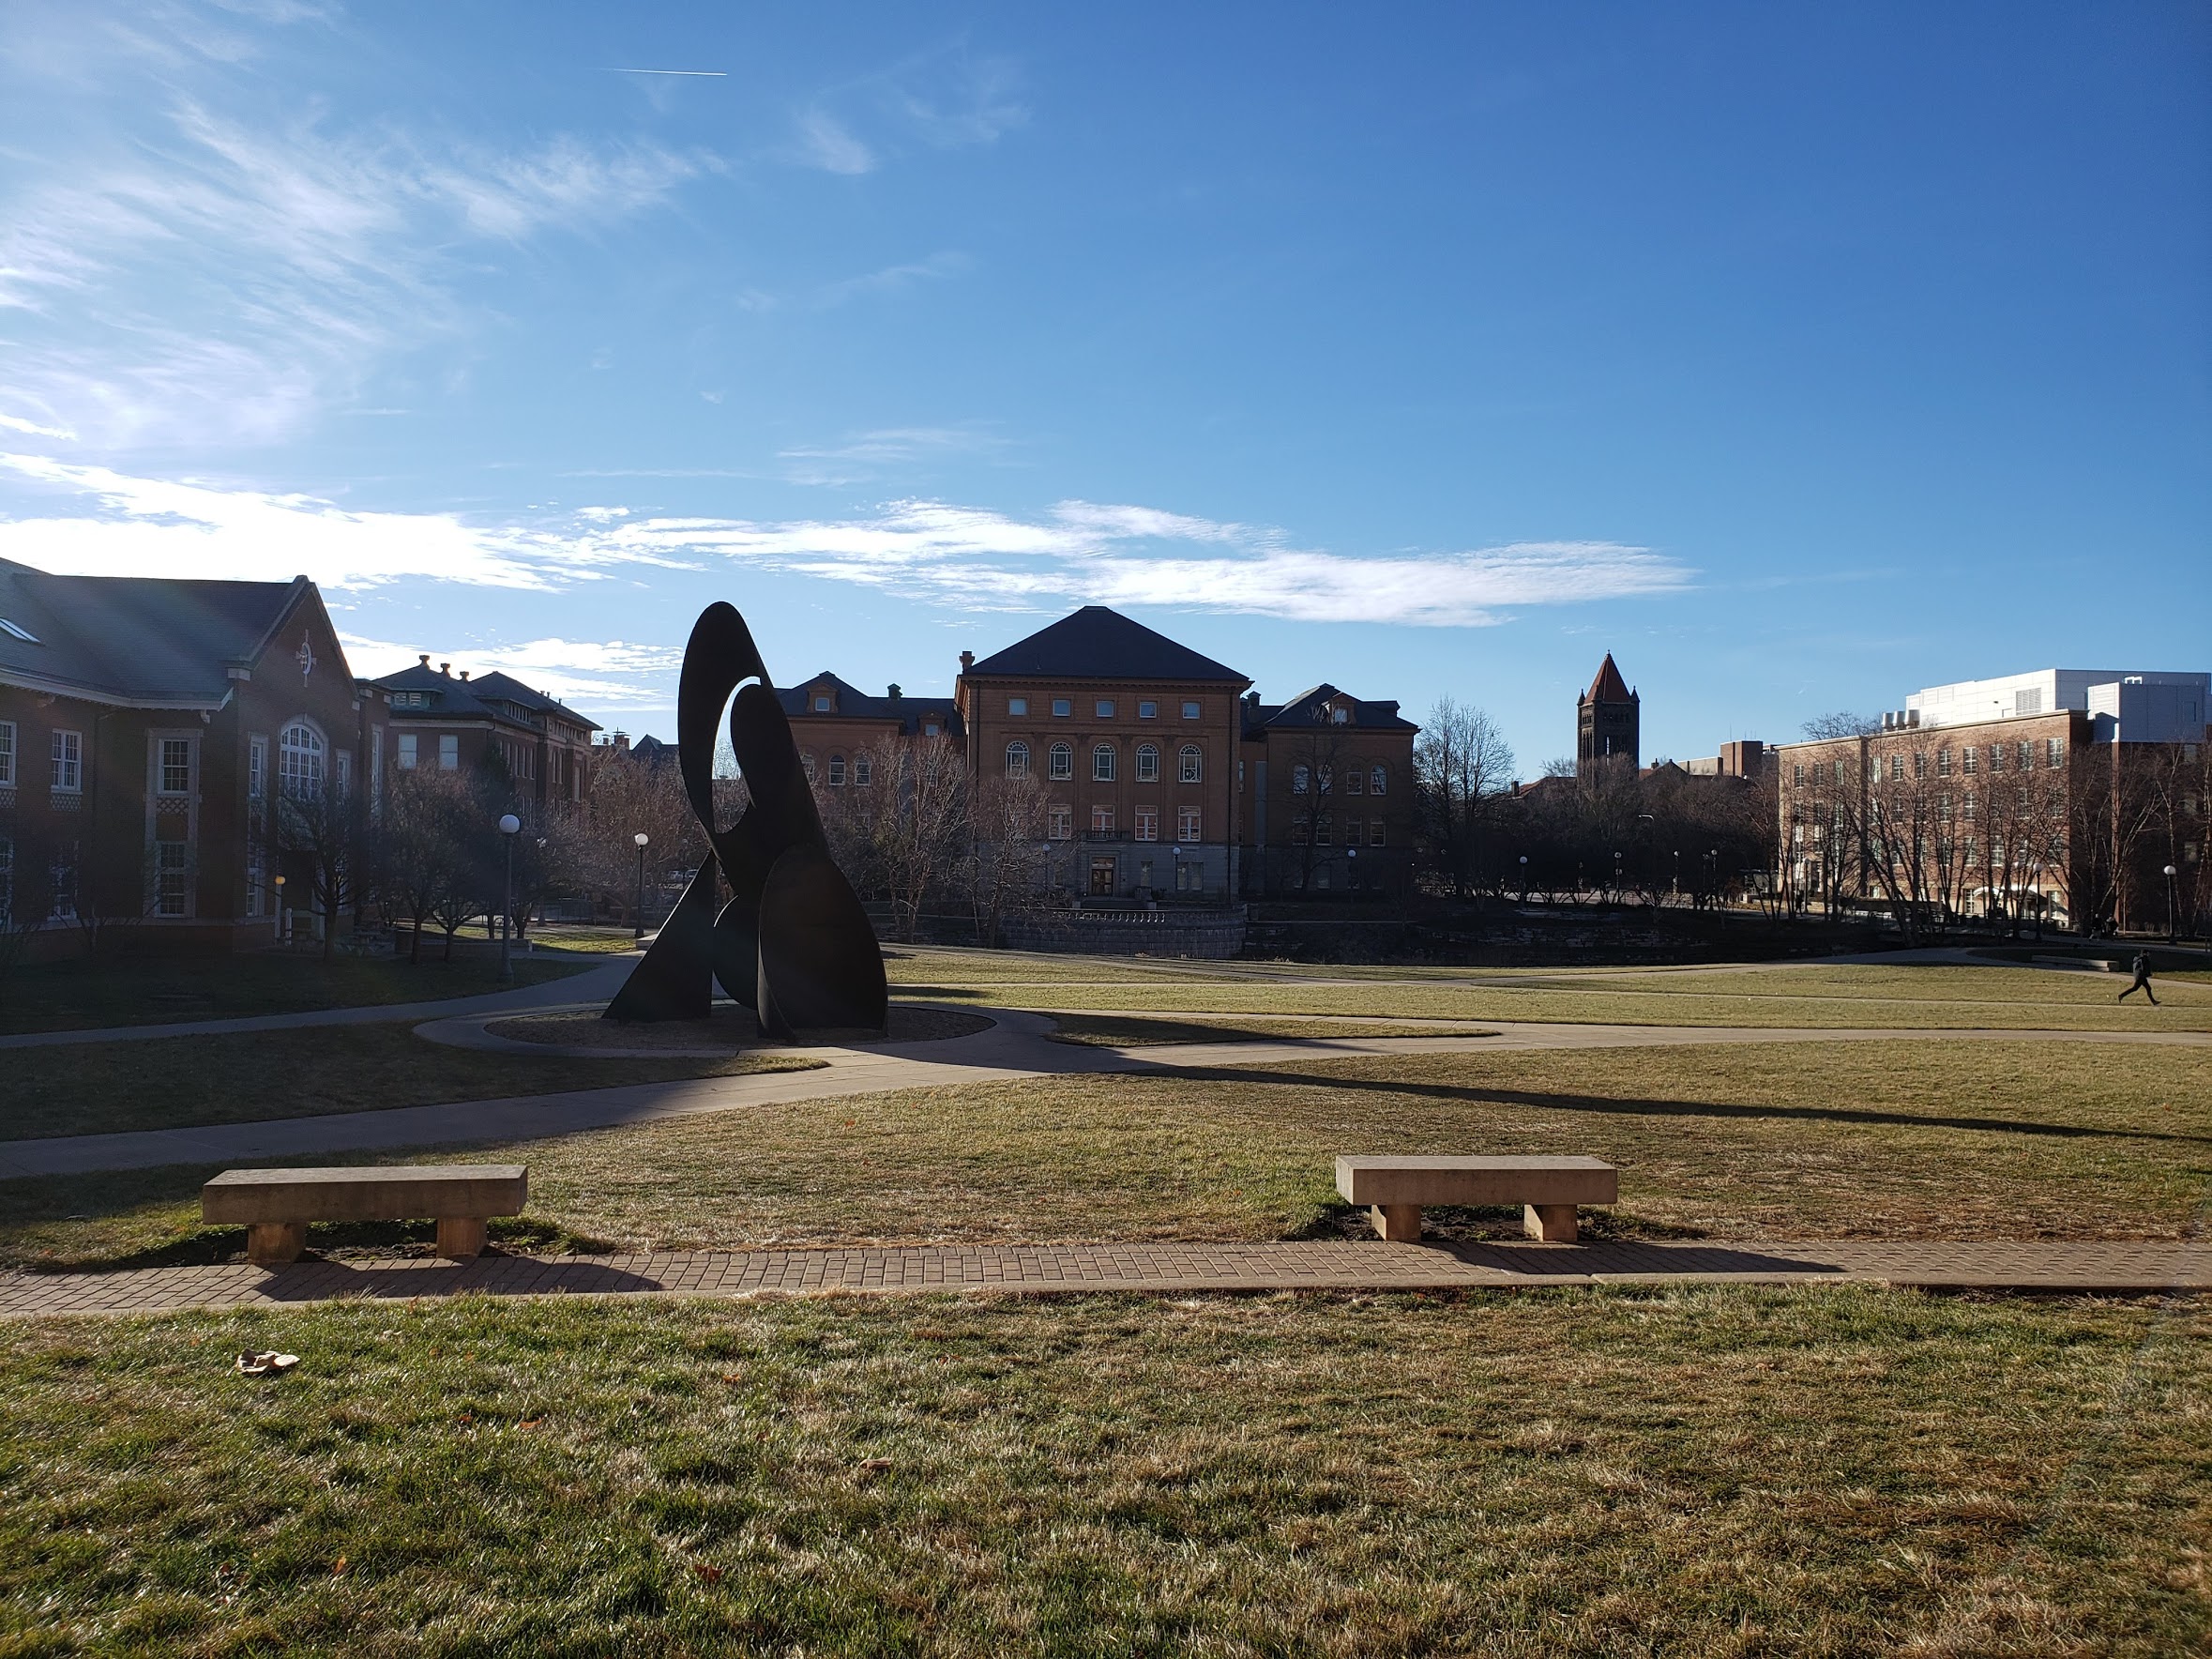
[[1518, 853, 1529, 906], [632, 832, 651, 940], [498, 814, 522, 982], [272, 873, 286, 944], [2166, 863, 2180, 944]]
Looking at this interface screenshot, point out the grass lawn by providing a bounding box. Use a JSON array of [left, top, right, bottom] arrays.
[[2, 1023, 821, 1145], [0, 953, 598, 1035], [524, 925, 647, 954], [0, 1288, 2202, 1656], [1045, 1013, 1499, 1045], [8, 1039, 2205, 1270]]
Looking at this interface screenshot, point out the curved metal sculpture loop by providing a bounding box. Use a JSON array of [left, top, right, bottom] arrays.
[[604, 602, 887, 1038]]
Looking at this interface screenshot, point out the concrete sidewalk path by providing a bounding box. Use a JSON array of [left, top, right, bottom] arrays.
[[0, 955, 635, 1051], [5, 1237, 2206, 1318], [4, 1008, 2209, 1180]]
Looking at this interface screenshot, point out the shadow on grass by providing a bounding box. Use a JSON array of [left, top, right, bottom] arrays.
[[1150, 1064, 2212, 1146], [1292, 1202, 1712, 1244]]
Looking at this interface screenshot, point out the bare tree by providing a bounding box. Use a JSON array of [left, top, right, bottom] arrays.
[[962, 770, 1053, 946], [278, 767, 373, 961], [1416, 697, 1516, 898]]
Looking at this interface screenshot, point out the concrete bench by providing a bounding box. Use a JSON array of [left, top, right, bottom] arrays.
[[1336, 1154, 1617, 1243], [203, 1165, 528, 1265]]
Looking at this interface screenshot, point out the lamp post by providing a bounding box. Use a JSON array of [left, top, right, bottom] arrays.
[[272, 873, 286, 943], [498, 814, 521, 982], [632, 832, 650, 939], [2166, 863, 2180, 944], [1518, 853, 1529, 905]]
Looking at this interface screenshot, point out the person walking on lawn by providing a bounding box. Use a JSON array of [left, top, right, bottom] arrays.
[[2117, 952, 2159, 1005]]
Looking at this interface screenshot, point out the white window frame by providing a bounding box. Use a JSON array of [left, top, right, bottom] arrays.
[[158, 737, 192, 797], [827, 754, 848, 786], [855, 754, 874, 786], [1052, 698, 1073, 717], [1095, 700, 1115, 719], [1181, 701, 1200, 720], [1008, 697, 1028, 716], [1092, 743, 1116, 783], [0, 720, 14, 787], [155, 840, 190, 918], [1135, 807, 1159, 843], [1049, 742, 1073, 781], [51, 728, 83, 792], [1178, 745, 1203, 784], [1048, 806, 1072, 841], [1006, 741, 1030, 779], [398, 732, 418, 770], [1138, 701, 1158, 720], [438, 733, 459, 771], [1135, 743, 1159, 783], [1177, 807, 1201, 843], [279, 721, 326, 799]]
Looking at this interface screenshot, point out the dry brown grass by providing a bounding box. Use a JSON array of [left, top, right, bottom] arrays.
[[1045, 1012, 1499, 1045]]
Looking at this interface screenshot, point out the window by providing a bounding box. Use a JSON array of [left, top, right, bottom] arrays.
[[1292, 764, 1310, 794], [398, 733, 417, 769], [1962, 746, 1977, 774], [1314, 815, 1332, 845], [1092, 744, 1116, 782], [1181, 701, 1200, 720], [812, 693, 831, 712], [1963, 792, 1977, 821], [1049, 742, 1073, 780], [1135, 807, 1159, 842], [155, 841, 189, 917], [1138, 701, 1158, 719], [855, 754, 873, 786], [1832, 758, 1846, 785], [924, 723, 940, 738], [1091, 805, 1115, 835], [1345, 767, 1364, 795], [1370, 818, 1386, 847], [1052, 698, 1072, 717], [1096, 700, 1115, 719], [2046, 738, 2064, 769], [1988, 744, 2005, 773], [1793, 762, 1806, 787], [2016, 741, 2032, 770], [1136, 743, 1159, 782], [277, 723, 325, 799], [1291, 820, 1309, 845], [1177, 807, 1201, 843], [827, 754, 847, 786], [1178, 745, 1203, 784], [47, 845, 76, 921], [0, 835, 9, 928], [1913, 752, 1927, 779], [0, 721, 12, 786], [439, 733, 459, 770], [1007, 741, 1031, 778], [1330, 706, 1350, 724], [1936, 749, 1951, 777], [1888, 754, 1904, 781], [335, 753, 352, 798], [1370, 765, 1386, 796], [1049, 806, 1072, 841], [1008, 697, 1028, 716], [1317, 766, 1333, 795], [249, 736, 267, 803], [50, 728, 82, 791]]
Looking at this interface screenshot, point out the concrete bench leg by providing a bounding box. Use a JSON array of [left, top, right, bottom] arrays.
[[1371, 1204, 1423, 1242], [1524, 1204, 1579, 1243], [436, 1217, 489, 1260], [246, 1222, 308, 1266]]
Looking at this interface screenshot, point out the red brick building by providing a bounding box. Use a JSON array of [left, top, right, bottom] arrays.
[[0, 558, 376, 953], [371, 657, 598, 807], [1238, 684, 1418, 896]]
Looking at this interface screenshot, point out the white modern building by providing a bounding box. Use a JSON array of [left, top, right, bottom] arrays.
[[1904, 668, 2208, 742]]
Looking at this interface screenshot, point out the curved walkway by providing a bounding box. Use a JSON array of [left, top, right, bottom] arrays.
[[3, 1003, 2207, 1180]]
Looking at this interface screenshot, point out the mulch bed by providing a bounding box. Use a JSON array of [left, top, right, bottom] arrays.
[[485, 1002, 992, 1052]]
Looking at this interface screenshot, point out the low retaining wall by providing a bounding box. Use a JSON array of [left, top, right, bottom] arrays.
[[1004, 907, 1248, 960]]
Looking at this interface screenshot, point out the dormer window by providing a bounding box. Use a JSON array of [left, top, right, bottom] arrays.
[[0, 617, 38, 644], [812, 693, 832, 712], [1330, 706, 1349, 724]]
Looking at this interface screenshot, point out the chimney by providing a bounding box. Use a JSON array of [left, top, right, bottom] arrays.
[[614, 733, 630, 755], [886, 683, 901, 700], [439, 662, 451, 677], [959, 650, 975, 674], [459, 670, 470, 681], [418, 653, 430, 667]]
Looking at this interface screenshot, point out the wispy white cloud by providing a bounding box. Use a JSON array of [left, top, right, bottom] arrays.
[[0, 458, 1690, 626], [339, 632, 682, 705], [793, 109, 876, 175], [776, 423, 1013, 484], [0, 96, 710, 449]]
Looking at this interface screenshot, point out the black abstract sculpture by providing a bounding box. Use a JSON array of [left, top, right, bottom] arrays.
[[604, 602, 887, 1039]]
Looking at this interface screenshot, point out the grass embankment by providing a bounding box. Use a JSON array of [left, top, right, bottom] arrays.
[[0, 1290, 2202, 1656], [1046, 1014, 1498, 1046], [8, 1041, 2204, 1270], [0, 953, 597, 1035], [2, 1024, 822, 1144], [896, 957, 2212, 1033]]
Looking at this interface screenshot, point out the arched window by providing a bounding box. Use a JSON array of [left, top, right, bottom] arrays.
[[1006, 741, 1031, 779], [1178, 745, 1203, 784], [1292, 764, 1311, 794], [1092, 743, 1116, 782], [1369, 764, 1387, 796], [855, 754, 873, 786], [1135, 743, 1159, 783], [800, 750, 817, 784], [1049, 742, 1073, 781], [827, 753, 847, 786], [279, 722, 325, 799]]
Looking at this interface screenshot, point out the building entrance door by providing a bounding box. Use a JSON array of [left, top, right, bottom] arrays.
[[1089, 858, 1117, 896]]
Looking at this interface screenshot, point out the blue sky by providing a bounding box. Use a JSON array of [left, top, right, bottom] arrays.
[[2, 1, 2205, 772]]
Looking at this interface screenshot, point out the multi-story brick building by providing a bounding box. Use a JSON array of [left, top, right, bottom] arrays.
[[1776, 667, 2210, 933], [1238, 684, 1418, 896], [0, 557, 376, 953], [780, 673, 962, 787], [955, 607, 1251, 899], [1577, 652, 1639, 774], [371, 657, 598, 807]]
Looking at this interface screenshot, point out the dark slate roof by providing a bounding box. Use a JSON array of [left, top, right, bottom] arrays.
[[1242, 683, 1418, 738], [371, 661, 598, 733], [0, 557, 310, 707], [1584, 652, 1634, 703], [964, 606, 1248, 684], [779, 673, 964, 738]]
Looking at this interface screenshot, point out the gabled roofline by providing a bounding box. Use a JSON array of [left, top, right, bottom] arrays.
[[0, 666, 230, 712]]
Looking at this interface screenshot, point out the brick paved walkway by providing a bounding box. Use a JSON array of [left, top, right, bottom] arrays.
[[5, 1238, 2204, 1317]]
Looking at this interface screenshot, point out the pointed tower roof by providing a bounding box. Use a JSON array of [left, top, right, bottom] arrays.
[[1584, 652, 1633, 703]]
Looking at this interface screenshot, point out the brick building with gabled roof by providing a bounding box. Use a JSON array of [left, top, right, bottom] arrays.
[[781, 672, 962, 789], [371, 656, 599, 806], [1577, 651, 1639, 774], [0, 556, 376, 951], [1238, 683, 1419, 896]]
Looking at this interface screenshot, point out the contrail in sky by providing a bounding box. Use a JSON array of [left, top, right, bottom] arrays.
[[606, 68, 727, 77]]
